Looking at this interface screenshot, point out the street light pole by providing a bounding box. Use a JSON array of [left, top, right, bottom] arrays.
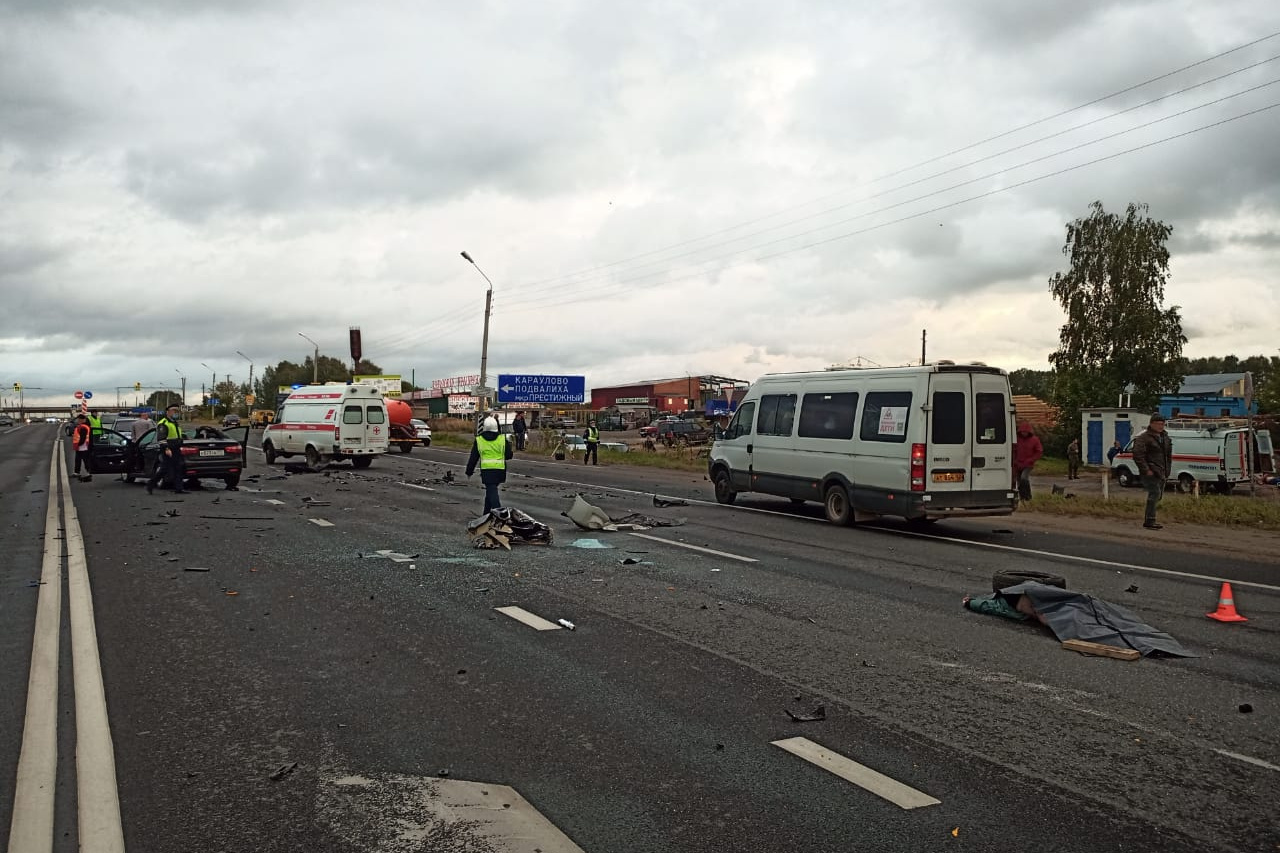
[[236, 350, 253, 415], [299, 332, 320, 384], [460, 251, 495, 412], [201, 362, 216, 417], [174, 368, 186, 412]]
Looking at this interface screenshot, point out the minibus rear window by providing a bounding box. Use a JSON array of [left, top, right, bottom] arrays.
[[975, 393, 1007, 444], [931, 392, 966, 445], [342, 406, 363, 425], [799, 392, 857, 439], [365, 405, 386, 424]]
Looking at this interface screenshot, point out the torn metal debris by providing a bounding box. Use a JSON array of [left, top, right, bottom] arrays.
[[467, 507, 553, 550]]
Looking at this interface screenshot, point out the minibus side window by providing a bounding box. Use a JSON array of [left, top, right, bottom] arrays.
[[726, 402, 756, 439], [860, 391, 912, 443], [757, 394, 797, 436], [932, 392, 966, 445], [798, 392, 857, 439], [975, 393, 1006, 444], [342, 405, 363, 425], [365, 405, 386, 424]]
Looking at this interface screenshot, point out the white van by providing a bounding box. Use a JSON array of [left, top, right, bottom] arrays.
[[708, 363, 1017, 524], [262, 384, 389, 468], [1111, 421, 1251, 494]]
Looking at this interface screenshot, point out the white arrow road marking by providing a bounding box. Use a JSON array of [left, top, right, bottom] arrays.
[[495, 606, 563, 631], [322, 775, 586, 852], [309, 518, 335, 527], [8, 442, 64, 853], [772, 737, 941, 810]]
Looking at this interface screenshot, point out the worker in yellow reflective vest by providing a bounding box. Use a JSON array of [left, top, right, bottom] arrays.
[[583, 419, 600, 465], [147, 403, 188, 495], [465, 416, 513, 512]]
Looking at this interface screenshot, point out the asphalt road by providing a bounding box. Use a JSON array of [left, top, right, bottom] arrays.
[[2, 423, 1277, 852]]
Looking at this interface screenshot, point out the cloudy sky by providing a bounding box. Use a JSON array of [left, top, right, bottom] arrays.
[[2, 0, 1278, 408]]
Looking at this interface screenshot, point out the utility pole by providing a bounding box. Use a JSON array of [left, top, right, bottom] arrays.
[[201, 363, 216, 417], [921, 329, 927, 366], [236, 351, 253, 415]]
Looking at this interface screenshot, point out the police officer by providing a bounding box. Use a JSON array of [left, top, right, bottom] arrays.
[[85, 408, 103, 437], [147, 403, 188, 495], [465, 416, 513, 512], [583, 419, 600, 465]]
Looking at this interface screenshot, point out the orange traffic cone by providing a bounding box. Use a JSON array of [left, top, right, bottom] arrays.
[[1206, 583, 1248, 623]]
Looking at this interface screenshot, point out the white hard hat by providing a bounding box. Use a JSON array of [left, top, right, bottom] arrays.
[[482, 416, 499, 432]]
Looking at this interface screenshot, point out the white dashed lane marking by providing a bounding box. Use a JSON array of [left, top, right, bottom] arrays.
[[494, 606, 563, 631], [309, 518, 335, 527], [626, 532, 757, 563], [772, 737, 941, 810]]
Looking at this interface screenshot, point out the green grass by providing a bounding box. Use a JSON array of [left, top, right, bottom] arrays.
[[1017, 491, 1280, 530]]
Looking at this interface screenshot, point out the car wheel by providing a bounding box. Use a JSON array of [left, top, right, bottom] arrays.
[[992, 570, 1067, 592], [1115, 467, 1135, 488], [224, 474, 240, 490], [351, 456, 373, 469], [1214, 482, 1235, 495], [398, 443, 412, 454], [713, 470, 737, 505], [263, 441, 277, 464], [422, 438, 431, 447], [824, 484, 854, 526], [1177, 473, 1196, 494], [305, 446, 322, 469]]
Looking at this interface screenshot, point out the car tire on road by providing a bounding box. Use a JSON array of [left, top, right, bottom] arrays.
[[304, 446, 322, 470], [398, 443, 412, 454], [351, 456, 373, 469], [1177, 473, 1196, 494], [224, 474, 240, 489], [263, 441, 277, 464], [992, 570, 1067, 592], [1115, 467, 1136, 488]]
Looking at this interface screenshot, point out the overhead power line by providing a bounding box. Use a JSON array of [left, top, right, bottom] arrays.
[[508, 30, 1280, 293], [500, 100, 1280, 317]]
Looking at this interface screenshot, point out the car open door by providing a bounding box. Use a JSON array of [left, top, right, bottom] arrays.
[[222, 425, 250, 469], [90, 429, 133, 474]]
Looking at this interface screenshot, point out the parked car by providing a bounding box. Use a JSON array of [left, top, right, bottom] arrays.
[[89, 423, 249, 489], [222, 414, 241, 428], [655, 420, 711, 446], [560, 434, 628, 453], [0, 414, 13, 426], [410, 418, 432, 446]]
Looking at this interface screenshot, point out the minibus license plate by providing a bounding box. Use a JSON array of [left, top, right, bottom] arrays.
[[932, 471, 964, 482]]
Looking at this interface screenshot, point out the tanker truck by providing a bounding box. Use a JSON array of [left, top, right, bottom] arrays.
[[386, 398, 425, 453]]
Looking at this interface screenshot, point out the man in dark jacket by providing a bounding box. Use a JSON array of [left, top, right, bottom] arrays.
[[512, 411, 528, 451], [466, 416, 514, 512], [1013, 421, 1043, 501], [1131, 413, 1173, 529]]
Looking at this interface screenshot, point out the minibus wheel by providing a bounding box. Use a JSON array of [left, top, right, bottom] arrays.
[[713, 470, 736, 505], [824, 484, 854, 526]]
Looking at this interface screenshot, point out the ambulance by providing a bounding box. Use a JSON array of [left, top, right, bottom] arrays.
[[262, 384, 389, 468], [1111, 419, 1250, 494]]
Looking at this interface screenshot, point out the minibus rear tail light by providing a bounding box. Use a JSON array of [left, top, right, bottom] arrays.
[[910, 443, 926, 492]]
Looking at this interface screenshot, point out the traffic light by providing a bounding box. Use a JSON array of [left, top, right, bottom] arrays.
[[134, 381, 142, 391]]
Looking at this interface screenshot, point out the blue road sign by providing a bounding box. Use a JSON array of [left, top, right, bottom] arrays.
[[496, 374, 585, 404], [208, 397, 221, 406], [82, 390, 93, 399]]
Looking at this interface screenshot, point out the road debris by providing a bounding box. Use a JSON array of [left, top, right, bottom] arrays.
[[269, 762, 299, 781], [358, 550, 419, 563], [652, 495, 689, 507], [570, 538, 612, 549], [785, 705, 826, 723], [467, 508, 553, 550], [1125, 584, 1140, 593], [563, 494, 685, 531], [557, 619, 576, 630]]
